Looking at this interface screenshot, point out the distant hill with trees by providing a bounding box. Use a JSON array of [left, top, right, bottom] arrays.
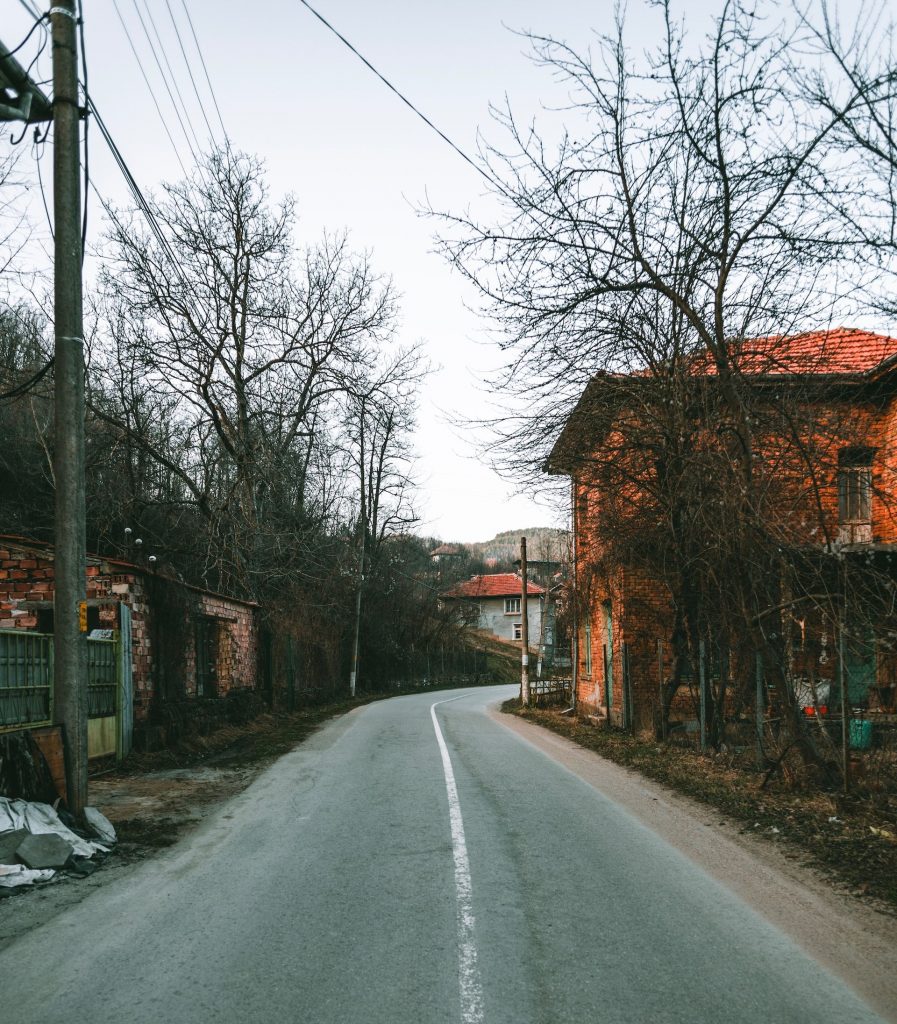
[[425, 527, 570, 582], [465, 527, 569, 566]]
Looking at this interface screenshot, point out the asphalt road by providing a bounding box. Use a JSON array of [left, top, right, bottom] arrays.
[[0, 686, 887, 1023]]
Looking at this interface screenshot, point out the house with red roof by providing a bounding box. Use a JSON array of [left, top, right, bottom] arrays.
[[442, 573, 547, 647], [548, 328, 897, 730]]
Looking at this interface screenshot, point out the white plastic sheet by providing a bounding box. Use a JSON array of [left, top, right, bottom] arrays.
[[84, 806, 117, 845], [0, 863, 55, 888], [0, 797, 108, 860]]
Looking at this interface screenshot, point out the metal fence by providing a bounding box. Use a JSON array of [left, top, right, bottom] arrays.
[[642, 638, 897, 791], [0, 629, 119, 731], [0, 630, 53, 729], [372, 644, 497, 692], [87, 638, 117, 718]]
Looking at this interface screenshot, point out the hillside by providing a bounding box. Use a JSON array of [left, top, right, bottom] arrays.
[[463, 527, 570, 565]]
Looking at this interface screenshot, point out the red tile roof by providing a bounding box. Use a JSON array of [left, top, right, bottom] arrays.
[[442, 573, 545, 599], [699, 328, 897, 377]]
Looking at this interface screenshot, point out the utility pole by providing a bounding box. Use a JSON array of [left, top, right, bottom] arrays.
[[51, 0, 88, 815], [349, 396, 366, 698], [520, 536, 530, 706]]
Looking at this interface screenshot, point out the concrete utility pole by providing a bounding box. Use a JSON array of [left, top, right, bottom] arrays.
[[520, 536, 530, 706], [51, 0, 88, 815], [349, 397, 366, 698]]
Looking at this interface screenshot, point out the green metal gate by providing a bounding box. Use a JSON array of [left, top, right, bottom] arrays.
[[0, 628, 133, 759], [0, 630, 53, 730]]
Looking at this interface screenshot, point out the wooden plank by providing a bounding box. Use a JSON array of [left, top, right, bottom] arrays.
[[88, 716, 116, 759], [30, 725, 66, 801]]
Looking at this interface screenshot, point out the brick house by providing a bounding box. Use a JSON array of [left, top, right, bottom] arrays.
[[548, 329, 897, 730], [442, 573, 546, 646], [0, 535, 259, 752]]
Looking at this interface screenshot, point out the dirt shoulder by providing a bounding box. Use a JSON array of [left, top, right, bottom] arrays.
[[503, 700, 897, 910], [495, 701, 897, 1022]]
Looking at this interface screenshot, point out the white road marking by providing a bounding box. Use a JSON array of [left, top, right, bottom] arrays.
[[431, 695, 485, 1024]]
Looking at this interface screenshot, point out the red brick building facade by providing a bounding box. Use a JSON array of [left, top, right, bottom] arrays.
[[0, 535, 258, 731], [550, 330, 897, 731]]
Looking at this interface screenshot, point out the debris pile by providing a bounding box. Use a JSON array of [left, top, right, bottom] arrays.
[[0, 797, 115, 891]]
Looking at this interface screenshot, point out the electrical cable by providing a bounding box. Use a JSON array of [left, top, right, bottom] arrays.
[[33, 126, 54, 240], [163, 0, 217, 145], [136, 0, 204, 158], [178, 0, 228, 141], [0, 357, 54, 403], [296, 0, 498, 190], [87, 98, 192, 294], [15, 0, 42, 20], [110, 0, 189, 177], [2, 11, 47, 59], [77, 0, 89, 264], [126, 0, 201, 163], [21, 23, 48, 91]]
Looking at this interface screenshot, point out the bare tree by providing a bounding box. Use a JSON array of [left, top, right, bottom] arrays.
[[433, 0, 897, 759], [93, 146, 397, 595]]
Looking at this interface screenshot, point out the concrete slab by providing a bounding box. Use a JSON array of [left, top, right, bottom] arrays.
[[0, 829, 29, 865], [15, 833, 74, 871]]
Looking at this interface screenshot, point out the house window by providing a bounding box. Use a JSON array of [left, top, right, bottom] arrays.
[[838, 448, 873, 524], [195, 617, 220, 697], [505, 597, 521, 614], [584, 619, 592, 677], [513, 622, 523, 641]]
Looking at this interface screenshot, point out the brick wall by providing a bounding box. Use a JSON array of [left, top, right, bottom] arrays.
[[0, 538, 258, 725], [567, 385, 897, 733]]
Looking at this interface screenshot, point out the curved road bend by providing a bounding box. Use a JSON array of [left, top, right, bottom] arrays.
[[0, 685, 887, 1024]]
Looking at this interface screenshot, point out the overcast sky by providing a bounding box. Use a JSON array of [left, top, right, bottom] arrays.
[[5, 0, 721, 542]]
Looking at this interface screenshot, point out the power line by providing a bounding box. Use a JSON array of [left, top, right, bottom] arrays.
[[296, 0, 497, 190], [32, 127, 54, 240], [123, 0, 201, 164], [87, 98, 193, 296], [135, 0, 204, 158], [0, 357, 54, 403], [2, 11, 47, 59], [178, 0, 228, 142], [164, 0, 217, 146], [15, 0, 42, 20], [110, 0, 189, 177], [77, 0, 89, 262]]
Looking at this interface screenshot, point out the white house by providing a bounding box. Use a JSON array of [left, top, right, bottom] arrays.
[[442, 573, 545, 645]]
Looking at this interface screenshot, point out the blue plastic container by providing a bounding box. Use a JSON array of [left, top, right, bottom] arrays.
[[849, 719, 873, 751]]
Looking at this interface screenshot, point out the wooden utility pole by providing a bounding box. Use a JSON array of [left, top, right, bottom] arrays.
[[51, 0, 88, 815], [520, 536, 530, 706]]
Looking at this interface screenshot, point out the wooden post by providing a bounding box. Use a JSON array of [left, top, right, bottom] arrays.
[[657, 639, 665, 741], [755, 651, 764, 767], [840, 620, 850, 793], [699, 639, 707, 753]]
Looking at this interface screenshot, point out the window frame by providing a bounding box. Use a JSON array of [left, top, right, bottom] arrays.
[[504, 597, 521, 615], [838, 448, 874, 526]]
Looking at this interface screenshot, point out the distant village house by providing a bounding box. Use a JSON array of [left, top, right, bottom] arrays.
[[442, 573, 547, 647]]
